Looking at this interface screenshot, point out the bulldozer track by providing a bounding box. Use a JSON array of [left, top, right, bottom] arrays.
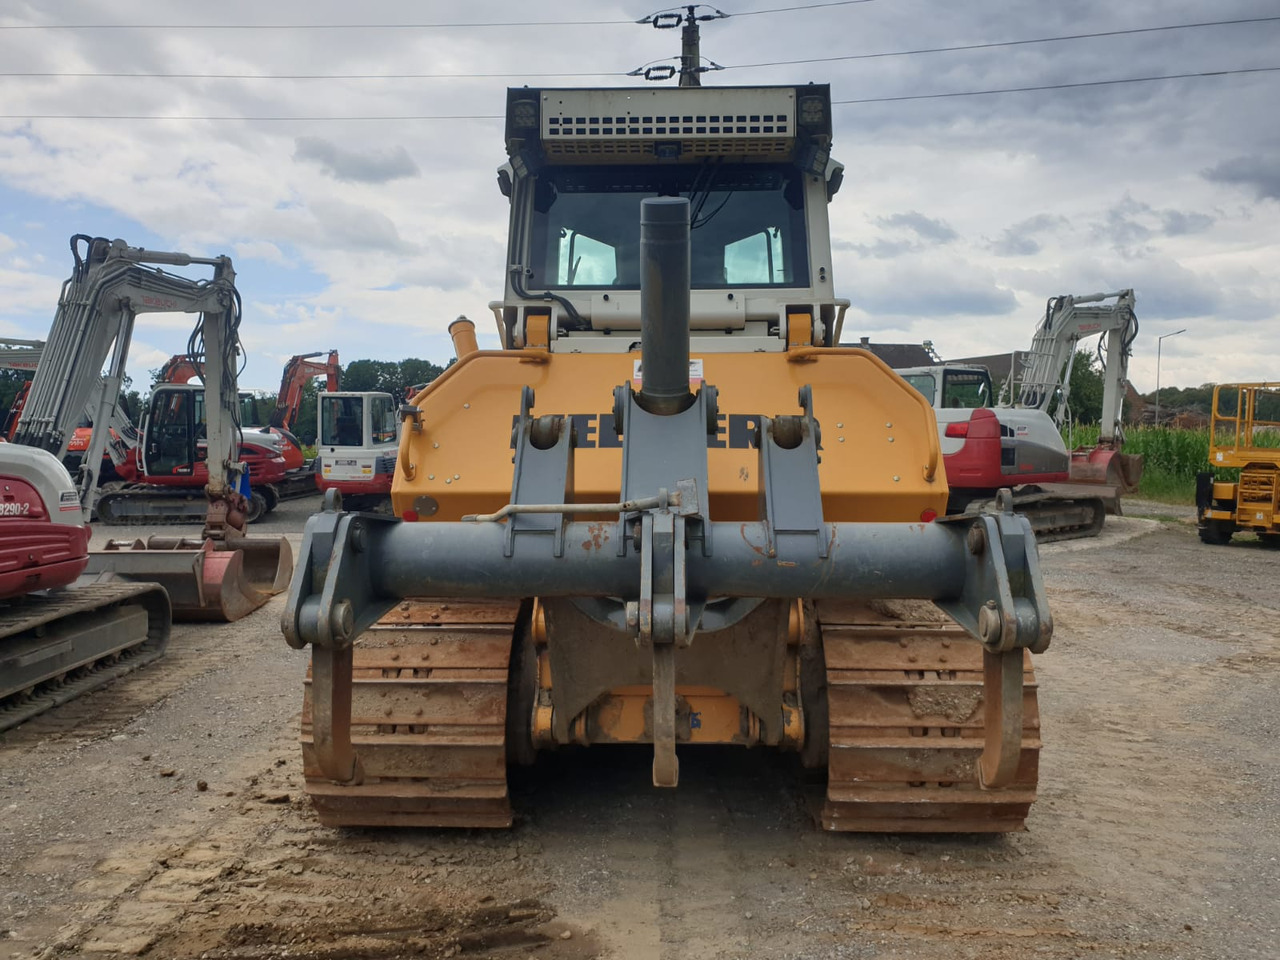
[[299, 597, 1040, 833], [301, 598, 523, 828], [815, 601, 1040, 832], [0, 582, 170, 735]]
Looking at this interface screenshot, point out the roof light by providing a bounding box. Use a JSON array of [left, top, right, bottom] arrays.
[[798, 94, 826, 125], [510, 99, 538, 131]]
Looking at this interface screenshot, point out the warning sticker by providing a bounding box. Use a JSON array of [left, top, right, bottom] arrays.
[[632, 358, 704, 388]]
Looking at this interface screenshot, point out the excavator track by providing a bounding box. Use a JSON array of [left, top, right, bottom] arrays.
[[814, 600, 1040, 833], [301, 599, 523, 828], [1013, 492, 1107, 544], [0, 581, 171, 734]]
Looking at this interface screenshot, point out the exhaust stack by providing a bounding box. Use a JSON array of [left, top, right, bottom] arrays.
[[638, 197, 692, 415], [448, 316, 479, 360]]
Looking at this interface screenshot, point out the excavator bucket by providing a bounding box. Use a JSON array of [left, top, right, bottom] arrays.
[[1069, 447, 1145, 496], [84, 536, 293, 622]]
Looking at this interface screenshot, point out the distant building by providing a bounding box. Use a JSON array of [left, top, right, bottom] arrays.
[[844, 336, 939, 369]]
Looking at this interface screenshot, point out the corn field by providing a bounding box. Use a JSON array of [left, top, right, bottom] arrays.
[[1061, 424, 1280, 502]]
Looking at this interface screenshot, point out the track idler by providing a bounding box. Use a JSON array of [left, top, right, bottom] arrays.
[[86, 536, 293, 622]]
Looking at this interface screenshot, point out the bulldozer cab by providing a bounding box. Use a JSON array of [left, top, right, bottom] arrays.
[[527, 164, 806, 290], [493, 85, 847, 351]]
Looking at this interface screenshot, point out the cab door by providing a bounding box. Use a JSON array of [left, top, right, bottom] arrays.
[[143, 386, 197, 477]]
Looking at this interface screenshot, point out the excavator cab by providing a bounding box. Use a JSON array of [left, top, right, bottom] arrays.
[[314, 391, 398, 510], [144, 386, 199, 476]]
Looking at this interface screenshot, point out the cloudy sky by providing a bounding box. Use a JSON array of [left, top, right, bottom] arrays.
[[0, 0, 1276, 392]]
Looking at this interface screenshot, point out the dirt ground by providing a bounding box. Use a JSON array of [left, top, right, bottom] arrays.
[[2, 497, 1277, 960]]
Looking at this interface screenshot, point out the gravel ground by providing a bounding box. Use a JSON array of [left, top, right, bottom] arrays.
[[1, 508, 1277, 959]]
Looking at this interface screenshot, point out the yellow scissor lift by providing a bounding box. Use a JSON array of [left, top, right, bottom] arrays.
[[1196, 382, 1280, 545]]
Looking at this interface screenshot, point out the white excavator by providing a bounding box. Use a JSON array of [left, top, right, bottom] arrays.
[[895, 290, 1142, 540], [0, 235, 293, 731]]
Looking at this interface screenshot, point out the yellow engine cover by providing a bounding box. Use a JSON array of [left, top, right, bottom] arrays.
[[393, 347, 946, 523]]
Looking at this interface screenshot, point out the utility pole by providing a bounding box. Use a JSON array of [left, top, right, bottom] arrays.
[[634, 5, 726, 85], [679, 5, 701, 87]]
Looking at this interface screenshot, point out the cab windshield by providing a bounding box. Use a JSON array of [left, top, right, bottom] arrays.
[[527, 162, 809, 290]]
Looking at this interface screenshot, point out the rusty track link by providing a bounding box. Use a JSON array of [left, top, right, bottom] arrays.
[[816, 600, 1040, 833], [301, 599, 522, 828]]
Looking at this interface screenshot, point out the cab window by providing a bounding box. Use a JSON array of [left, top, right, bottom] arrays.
[[941, 370, 993, 409], [901, 373, 937, 405], [369, 395, 397, 445], [321, 396, 364, 447]]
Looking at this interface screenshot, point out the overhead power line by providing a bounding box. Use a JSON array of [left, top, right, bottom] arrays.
[[730, 0, 871, 13], [834, 65, 1280, 104], [1, 65, 1276, 120], [0, 69, 627, 80], [0, 113, 505, 122], [1, 16, 1273, 81], [733, 16, 1280, 70], [0, 0, 871, 31]]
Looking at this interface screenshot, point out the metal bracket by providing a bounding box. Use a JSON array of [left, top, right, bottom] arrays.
[[939, 489, 1052, 655], [638, 506, 688, 788], [505, 386, 574, 558], [938, 490, 1049, 793], [756, 385, 828, 559], [281, 496, 398, 653]]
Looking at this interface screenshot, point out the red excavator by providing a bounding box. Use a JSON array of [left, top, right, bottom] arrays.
[[94, 352, 334, 522], [7, 347, 324, 521]]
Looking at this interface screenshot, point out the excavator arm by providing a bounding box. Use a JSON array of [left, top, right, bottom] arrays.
[[270, 350, 340, 431], [3, 339, 141, 465], [1013, 290, 1138, 445], [154, 353, 204, 384]]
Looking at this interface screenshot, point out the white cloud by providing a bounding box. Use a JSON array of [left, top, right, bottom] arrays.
[[232, 239, 288, 265], [0, 0, 1274, 392], [293, 136, 420, 184]]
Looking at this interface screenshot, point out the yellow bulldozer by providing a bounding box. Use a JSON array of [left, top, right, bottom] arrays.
[[283, 81, 1051, 833]]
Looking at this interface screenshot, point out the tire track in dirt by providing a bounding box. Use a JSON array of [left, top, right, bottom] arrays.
[[34, 729, 599, 960], [0, 612, 279, 758]]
